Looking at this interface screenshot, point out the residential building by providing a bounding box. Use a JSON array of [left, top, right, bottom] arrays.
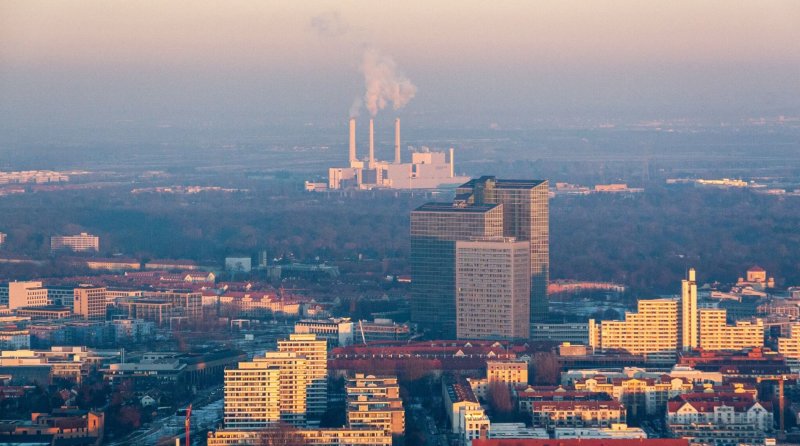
[[487, 423, 548, 439], [443, 375, 490, 446], [698, 309, 764, 351], [207, 428, 391, 446], [346, 374, 405, 437], [591, 298, 679, 363], [278, 334, 327, 416], [554, 424, 647, 439], [487, 359, 528, 386], [530, 401, 626, 428], [50, 232, 99, 252], [456, 237, 530, 340], [142, 290, 202, 320], [74, 286, 107, 320], [237, 352, 308, 426], [681, 268, 698, 351], [667, 392, 773, 446], [223, 363, 281, 428], [0, 328, 30, 349], [778, 323, 800, 369], [473, 440, 687, 446]]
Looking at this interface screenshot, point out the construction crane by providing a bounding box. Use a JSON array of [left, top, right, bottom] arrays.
[[755, 374, 797, 439], [185, 404, 192, 446]]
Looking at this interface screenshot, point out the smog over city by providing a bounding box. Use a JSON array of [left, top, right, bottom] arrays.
[[0, 2, 799, 445]]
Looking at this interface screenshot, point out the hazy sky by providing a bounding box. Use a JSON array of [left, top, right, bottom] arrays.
[[2, 1, 799, 134]]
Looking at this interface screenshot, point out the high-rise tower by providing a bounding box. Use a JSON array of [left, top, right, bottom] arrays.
[[680, 268, 698, 351], [410, 202, 504, 338], [410, 176, 549, 339], [455, 177, 550, 323]]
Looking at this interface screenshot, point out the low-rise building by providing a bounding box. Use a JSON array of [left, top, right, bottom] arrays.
[[554, 423, 647, 439], [206, 428, 391, 446], [531, 401, 626, 429], [444, 375, 490, 446], [667, 392, 773, 446]]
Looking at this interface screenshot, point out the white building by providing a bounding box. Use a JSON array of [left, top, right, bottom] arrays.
[[554, 424, 647, 439]]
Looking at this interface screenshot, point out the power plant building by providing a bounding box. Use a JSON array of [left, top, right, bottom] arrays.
[[327, 118, 470, 190]]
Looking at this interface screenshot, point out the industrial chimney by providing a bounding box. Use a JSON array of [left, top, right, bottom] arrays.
[[369, 119, 375, 167], [449, 148, 455, 178], [349, 118, 357, 166], [394, 118, 401, 164]]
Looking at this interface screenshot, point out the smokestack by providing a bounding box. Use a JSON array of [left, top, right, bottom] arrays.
[[394, 118, 401, 164], [369, 118, 375, 167], [349, 118, 357, 165], [449, 148, 455, 178]]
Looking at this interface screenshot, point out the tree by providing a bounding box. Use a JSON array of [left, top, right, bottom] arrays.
[[531, 352, 561, 385], [254, 423, 306, 446], [486, 382, 514, 420]]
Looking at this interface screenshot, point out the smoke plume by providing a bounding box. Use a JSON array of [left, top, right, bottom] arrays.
[[360, 48, 417, 116]]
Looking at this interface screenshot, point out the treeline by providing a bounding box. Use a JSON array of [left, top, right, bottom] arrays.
[[1, 183, 798, 295]]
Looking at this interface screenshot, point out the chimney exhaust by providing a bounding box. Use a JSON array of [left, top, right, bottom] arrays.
[[449, 148, 455, 178], [394, 118, 401, 164], [369, 118, 375, 167], [349, 118, 357, 165]]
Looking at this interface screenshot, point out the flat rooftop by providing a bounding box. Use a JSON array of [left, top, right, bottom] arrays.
[[414, 202, 501, 213]]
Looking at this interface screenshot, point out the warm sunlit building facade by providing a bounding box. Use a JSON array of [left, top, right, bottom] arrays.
[[456, 237, 530, 340], [73, 286, 106, 320], [50, 232, 99, 252], [223, 363, 281, 428], [592, 299, 679, 362], [698, 309, 764, 351], [278, 333, 327, 416]]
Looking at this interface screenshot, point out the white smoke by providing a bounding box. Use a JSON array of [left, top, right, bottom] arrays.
[[360, 48, 417, 117], [349, 97, 362, 118]]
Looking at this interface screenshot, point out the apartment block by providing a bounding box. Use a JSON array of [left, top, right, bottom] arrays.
[[698, 309, 764, 351], [50, 233, 99, 252], [530, 401, 626, 429], [592, 298, 679, 362], [278, 334, 327, 416], [487, 359, 528, 386], [223, 363, 281, 428], [346, 374, 404, 436]]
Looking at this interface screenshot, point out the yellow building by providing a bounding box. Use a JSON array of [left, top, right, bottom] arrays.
[[73, 286, 106, 320], [698, 309, 763, 351], [223, 364, 281, 428], [278, 334, 327, 416], [252, 352, 308, 426], [591, 298, 678, 361], [487, 359, 528, 386], [207, 428, 391, 446], [346, 374, 404, 436]]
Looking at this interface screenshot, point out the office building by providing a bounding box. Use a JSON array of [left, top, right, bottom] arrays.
[[295, 317, 354, 347], [411, 201, 504, 338], [456, 176, 550, 322], [45, 286, 75, 308], [74, 286, 106, 320], [278, 334, 327, 416], [50, 232, 99, 252], [8, 281, 49, 310], [456, 237, 530, 340]]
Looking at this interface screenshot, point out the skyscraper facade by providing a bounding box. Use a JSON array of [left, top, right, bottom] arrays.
[[455, 237, 530, 340], [456, 177, 549, 322], [410, 202, 504, 338], [277, 334, 328, 417]]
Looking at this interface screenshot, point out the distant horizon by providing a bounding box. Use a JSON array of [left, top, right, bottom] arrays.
[[2, 1, 799, 140]]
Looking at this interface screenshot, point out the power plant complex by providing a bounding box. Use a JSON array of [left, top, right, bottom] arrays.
[[318, 118, 470, 190]]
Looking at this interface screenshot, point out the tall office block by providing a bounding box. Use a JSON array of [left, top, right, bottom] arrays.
[[74, 286, 107, 320], [455, 237, 530, 340], [680, 268, 698, 350], [410, 202, 504, 338], [456, 177, 550, 322], [278, 334, 328, 417]]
